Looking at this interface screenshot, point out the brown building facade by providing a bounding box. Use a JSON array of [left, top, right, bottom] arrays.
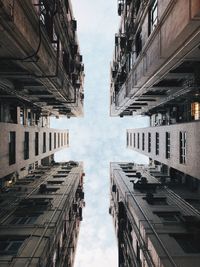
[[0, 161, 85, 267], [110, 0, 200, 117], [0, 0, 84, 118], [110, 162, 200, 267]]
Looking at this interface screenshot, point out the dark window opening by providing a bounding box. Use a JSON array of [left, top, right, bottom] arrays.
[[54, 132, 56, 149], [58, 133, 60, 148], [142, 133, 145, 151], [148, 0, 158, 35], [9, 132, 16, 165], [155, 132, 159, 155], [180, 131, 186, 164], [43, 132, 46, 153], [130, 133, 133, 147], [166, 132, 170, 159], [148, 133, 151, 153], [0, 237, 26, 255], [137, 133, 140, 149], [49, 132, 52, 151], [35, 132, 39, 156], [9, 215, 40, 225], [24, 132, 29, 160], [135, 30, 142, 57], [170, 233, 200, 253], [155, 211, 180, 222], [127, 132, 129, 146]]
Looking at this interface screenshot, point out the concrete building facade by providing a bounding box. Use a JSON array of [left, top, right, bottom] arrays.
[[0, 120, 69, 186], [0, 161, 85, 267], [127, 121, 200, 179], [110, 0, 200, 117], [0, 0, 84, 118], [110, 162, 200, 267]]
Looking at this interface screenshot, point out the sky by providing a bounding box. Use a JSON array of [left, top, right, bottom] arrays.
[[51, 1, 149, 266]]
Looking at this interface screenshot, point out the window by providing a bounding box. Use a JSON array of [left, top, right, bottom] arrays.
[[9, 215, 39, 225], [58, 133, 60, 148], [166, 132, 170, 159], [49, 132, 52, 151], [191, 102, 200, 120], [155, 132, 159, 155], [148, 133, 151, 153], [135, 0, 141, 15], [9, 132, 16, 165], [64, 133, 66, 145], [135, 30, 142, 57], [43, 132, 46, 153], [130, 133, 132, 147], [144, 195, 168, 205], [54, 132, 56, 149], [61, 133, 63, 146], [155, 212, 180, 222], [133, 133, 136, 148], [148, 0, 158, 35], [20, 108, 24, 125], [142, 133, 145, 151], [180, 131, 186, 164], [137, 133, 140, 149], [24, 132, 29, 160], [170, 233, 200, 253], [127, 132, 129, 146], [0, 237, 26, 255], [35, 132, 39, 156]]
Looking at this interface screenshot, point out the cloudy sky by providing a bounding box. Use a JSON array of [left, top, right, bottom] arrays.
[[51, 1, 149, 266]]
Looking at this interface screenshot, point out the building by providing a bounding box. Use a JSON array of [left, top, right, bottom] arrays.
[[110, 0, 200, 117], [127, 120, 200, 180], [110, 162, 200, 267], [0, 0, 84, 118], [0, 161, 85, 267], [0, 115, 69, 187]]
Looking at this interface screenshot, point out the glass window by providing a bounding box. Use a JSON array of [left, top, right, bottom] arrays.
[[130, 133, 132, 147], [137, 133, 140, 149], [191, 102, 200, 120], [142, 133, 145, 151], [0, 238, 25, 255], [9, 216, 38, 225], [148, 0, 158, 35], [155, 132, 159, 155], [155, 212, 180, 222], [24, 132, 29, 160], [35, 132, 39, 156], [166, 132, 170, 159], [180, 131, 186, 164], [9, 132, 16, 165], [54, 132, 56, 149], [49, 132, 52, 151], [148, 133, 151, 153], [170, 234, 200, 253], [43, 132, 46, 153]]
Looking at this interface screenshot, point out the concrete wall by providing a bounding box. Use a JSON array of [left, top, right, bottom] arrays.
[[127, 121, 200, 179], [0, 123, 69, 180], [0, 162, 84, 267], [110, 162, 200, 267], [110, 0, 200, 116]]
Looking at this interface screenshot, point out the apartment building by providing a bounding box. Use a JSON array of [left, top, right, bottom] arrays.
[[110, 0, 200, 117], [0, 0, 84, 118], [110, 162, 200, 267], [127, 120, 200, 179], [0, 161, 85, 267], [0, 115, 69, 187]]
